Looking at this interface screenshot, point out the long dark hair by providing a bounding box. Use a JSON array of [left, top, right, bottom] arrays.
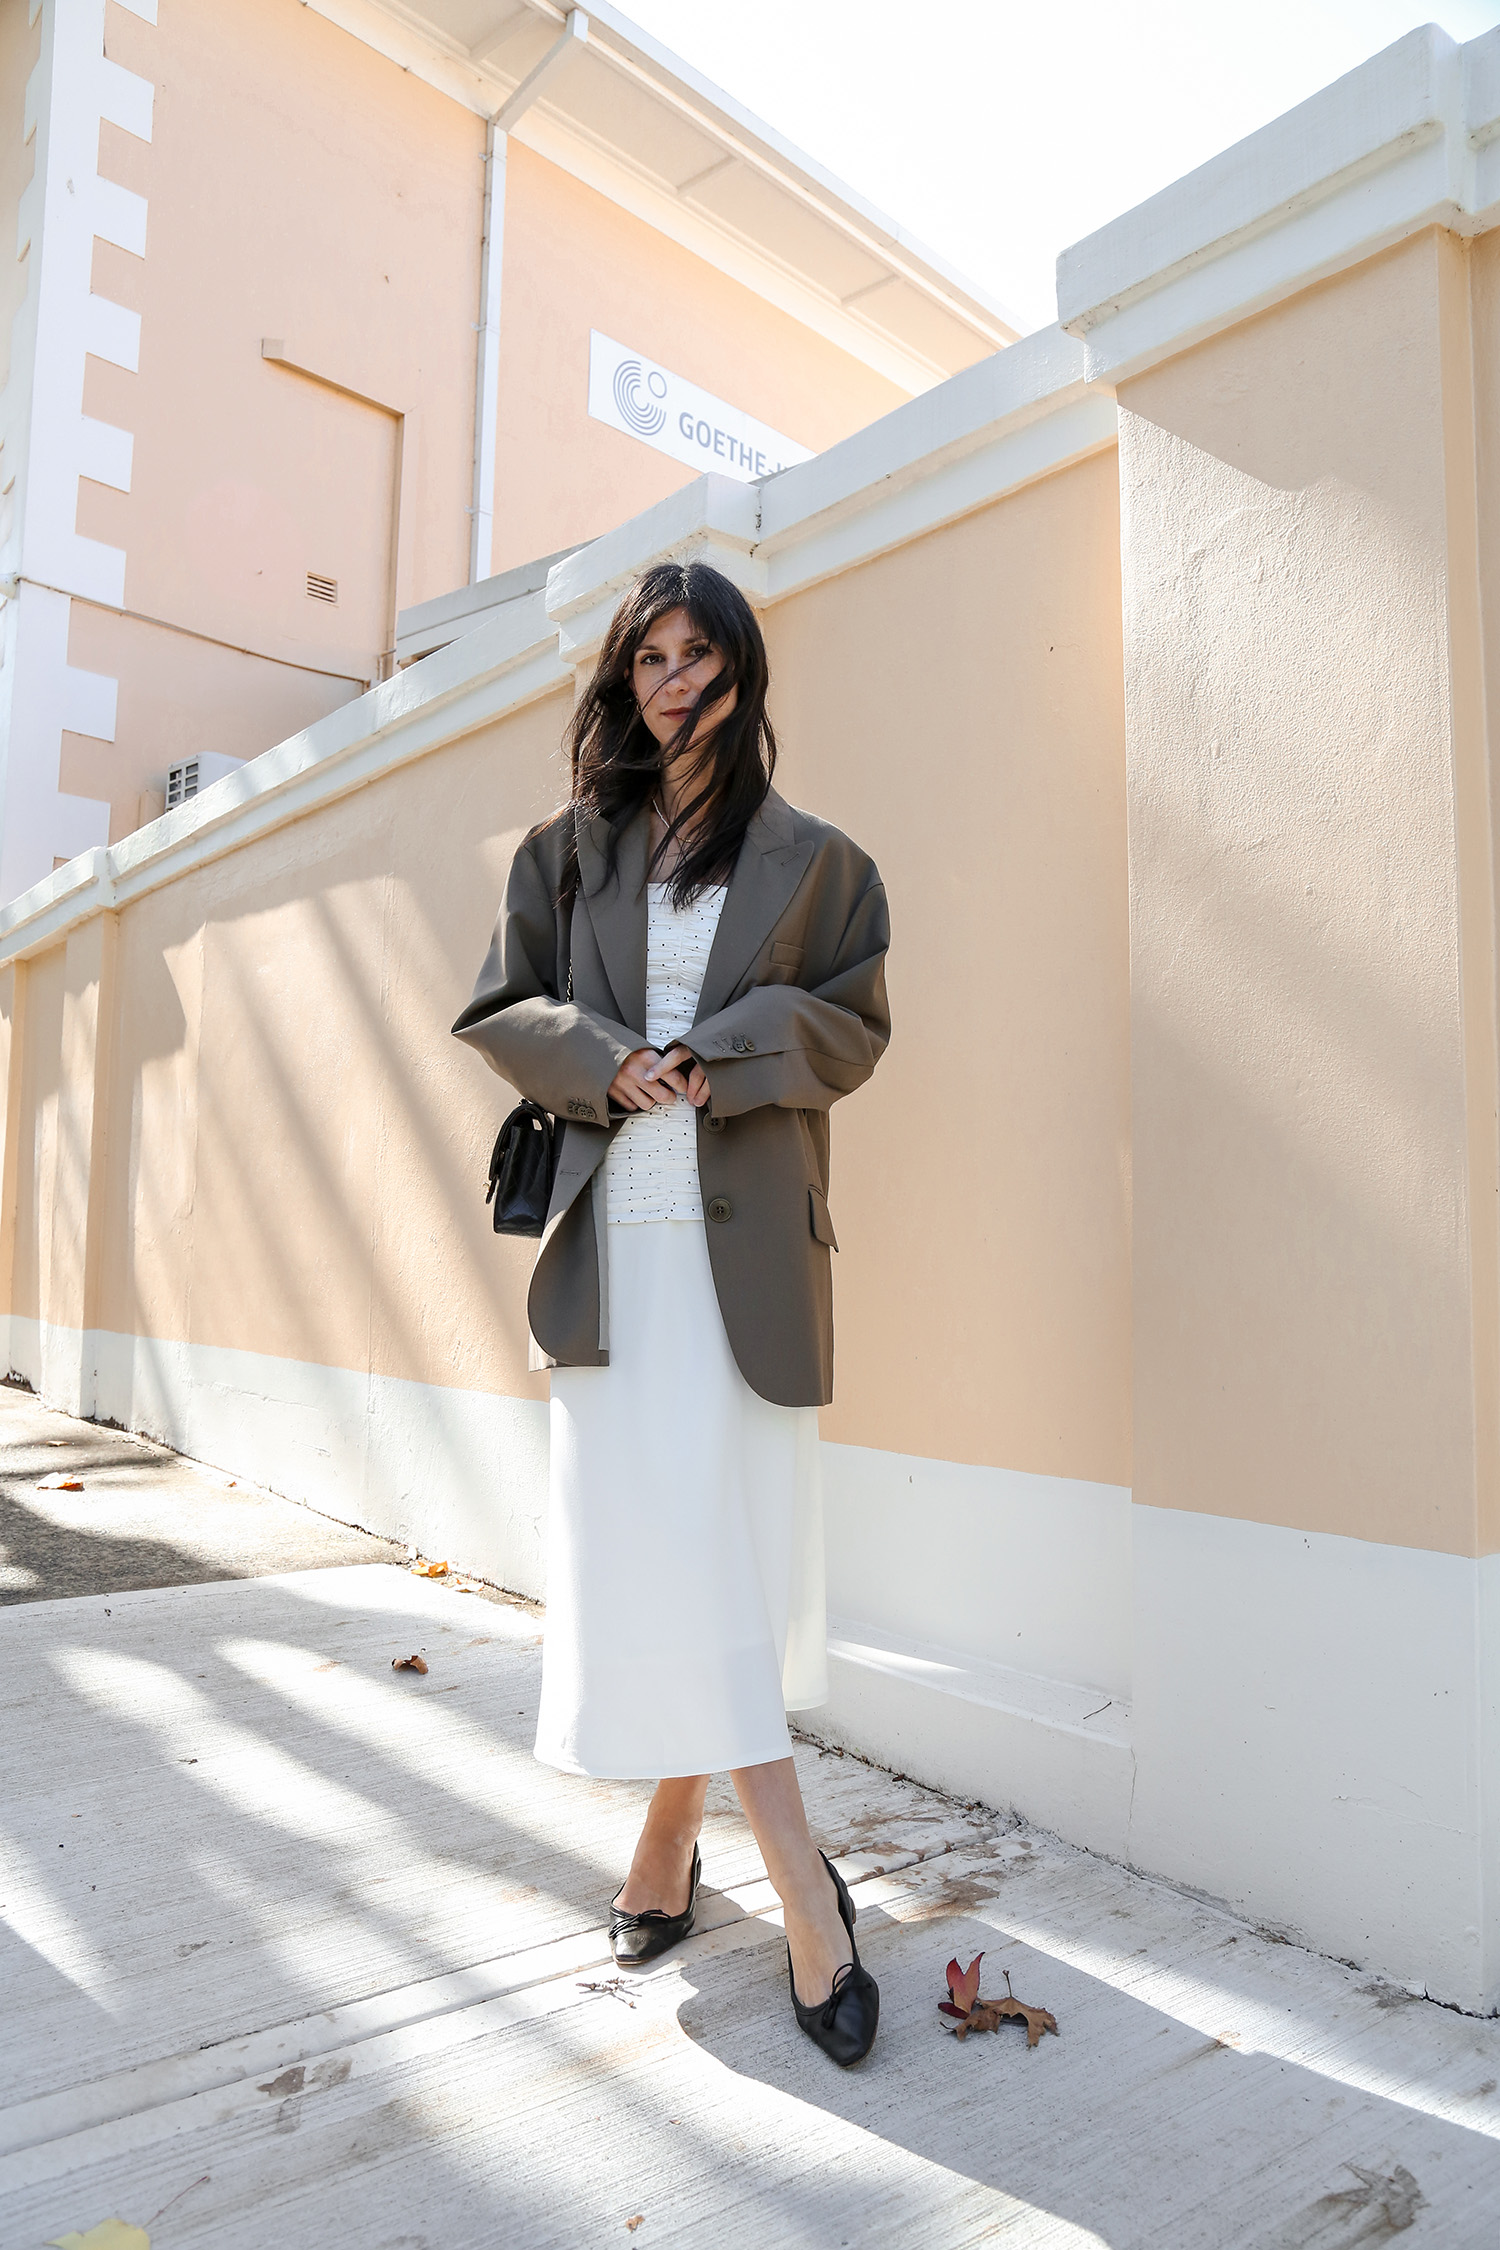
[[558, 561, 778, 909]]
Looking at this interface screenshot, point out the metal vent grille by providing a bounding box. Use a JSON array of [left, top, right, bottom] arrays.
[[166, 759, 199, 809], [306, 572, 338, 604]]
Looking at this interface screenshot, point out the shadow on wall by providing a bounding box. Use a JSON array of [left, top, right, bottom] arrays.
[[98, 747, 556, 1422]]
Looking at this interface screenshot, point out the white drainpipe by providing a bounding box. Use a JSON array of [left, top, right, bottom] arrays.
[[470, 9, 589, 584]]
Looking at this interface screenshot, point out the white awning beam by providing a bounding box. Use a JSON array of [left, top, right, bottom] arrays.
[[492, 7, 587, 135]]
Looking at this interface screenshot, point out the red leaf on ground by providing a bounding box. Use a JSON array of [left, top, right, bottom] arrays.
[[946, 1953, 983, 2017]]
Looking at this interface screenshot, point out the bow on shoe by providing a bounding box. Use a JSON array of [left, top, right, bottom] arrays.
[[609, 1845, 701, 1967], [820, 1961, 857, 2030]]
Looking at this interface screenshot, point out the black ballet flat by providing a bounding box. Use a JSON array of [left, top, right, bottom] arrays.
[[609, 1843, 701, 1967], [788, 1849, 880, 2067]]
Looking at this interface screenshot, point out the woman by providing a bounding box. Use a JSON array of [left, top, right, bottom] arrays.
[[453, 561, 890, 2066]]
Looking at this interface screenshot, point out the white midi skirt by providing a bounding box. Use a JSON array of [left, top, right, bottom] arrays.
[[535, 1216, 828, 1779]]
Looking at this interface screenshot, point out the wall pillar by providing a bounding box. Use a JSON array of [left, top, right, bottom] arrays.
[[39, 910, 115, 1414], [0, 956, 29, 1381], [1117, 230, 1500, 2008]]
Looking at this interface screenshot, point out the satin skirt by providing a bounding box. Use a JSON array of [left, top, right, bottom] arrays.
[[535, 1216, 828, 1779]]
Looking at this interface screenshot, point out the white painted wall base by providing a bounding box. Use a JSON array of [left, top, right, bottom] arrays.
[[6, 1317, 551, 1599], [1129, 1505, 1500, 2014], [815, 1616, 1134, 1861], [6, 1315, 1497, 2010], [820, 1439, 1131, 1698]]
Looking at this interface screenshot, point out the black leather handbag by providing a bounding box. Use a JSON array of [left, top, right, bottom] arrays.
[[485, 1099, 557, 1238], [484, 957, 571, 1238]]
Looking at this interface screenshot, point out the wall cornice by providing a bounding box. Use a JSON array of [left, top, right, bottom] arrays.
[[0, 589, 569, 960], [0, 325, 1112, 960], [1058, 23, 1500, 383]]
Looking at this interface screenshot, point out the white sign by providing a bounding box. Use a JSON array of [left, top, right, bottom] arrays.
[[587, 330, 814, 484]]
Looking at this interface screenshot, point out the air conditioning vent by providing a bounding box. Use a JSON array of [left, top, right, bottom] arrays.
[[164, 752, 244, 810], [306, 572, 338, 604], [166, 758, 199, 808]]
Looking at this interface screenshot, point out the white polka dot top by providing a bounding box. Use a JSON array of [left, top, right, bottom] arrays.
[[605, 881, 727, 1224]]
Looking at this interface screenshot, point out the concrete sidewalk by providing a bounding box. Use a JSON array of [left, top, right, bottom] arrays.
[[1, 1406, 1499, 2245], [0, 1384, 408, 1604]]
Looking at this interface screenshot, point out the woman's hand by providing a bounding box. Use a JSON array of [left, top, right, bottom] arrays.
[[606, 1045, 711, 1111], [657, 1044, 711, 1108]]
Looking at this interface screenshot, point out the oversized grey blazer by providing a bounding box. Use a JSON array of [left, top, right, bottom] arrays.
[[452, 788, 891, 1407]]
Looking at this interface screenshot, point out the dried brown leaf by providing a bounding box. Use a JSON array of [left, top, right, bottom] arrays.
[[37, 1474, 84, 1491], [410, 1558, 449, 1578], [625, 2219, 645, 2234], [942, 1964, 1058, 2047], [391, 1653, 428, 1674]]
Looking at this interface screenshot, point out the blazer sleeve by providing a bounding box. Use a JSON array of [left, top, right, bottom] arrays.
[[681, 873, 891, 1117], [451, 839, 642, 1126]]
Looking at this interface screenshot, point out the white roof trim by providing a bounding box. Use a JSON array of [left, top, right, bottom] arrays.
[[304, 0, 1021, 385], [511, 107, 956, 393], [535, 0, 1019, 341]]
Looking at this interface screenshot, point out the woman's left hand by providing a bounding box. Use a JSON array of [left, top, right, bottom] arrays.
[[653, 1044, 712, 1107]]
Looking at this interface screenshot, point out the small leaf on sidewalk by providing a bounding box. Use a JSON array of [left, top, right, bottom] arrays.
[[47, 2225, 151, 2250], [392, 1654, 428, 1674], [37, 1474, 84, 1491], [410, 1558, 448, 1577], [625, 2220, 645, 2235]]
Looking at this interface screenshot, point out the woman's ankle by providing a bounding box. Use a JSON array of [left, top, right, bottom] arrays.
[[640, 1816, 699, 1854], [776, 1843, 837, 1921]]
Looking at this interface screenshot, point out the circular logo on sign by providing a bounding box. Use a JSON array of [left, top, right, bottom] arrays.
[[613, 359, 667, 437]]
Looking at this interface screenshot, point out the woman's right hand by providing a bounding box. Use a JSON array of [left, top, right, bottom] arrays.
[[607, 1047, 691, 1112]]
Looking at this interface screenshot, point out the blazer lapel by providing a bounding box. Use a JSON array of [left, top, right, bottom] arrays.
[[575, 805, 649, 1034], [695, 789, 814, 1025]]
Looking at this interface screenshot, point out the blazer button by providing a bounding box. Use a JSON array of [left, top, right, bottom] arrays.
[[702, 1113, 726, 1133], [730, 1036, 746, 1053], [707, 1196, 733, 1223], [741, 1037, 756, 1053]]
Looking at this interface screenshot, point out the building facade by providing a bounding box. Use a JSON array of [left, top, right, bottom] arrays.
[[5, 17, 1496, 2016], [0, 0, 1015, 899]]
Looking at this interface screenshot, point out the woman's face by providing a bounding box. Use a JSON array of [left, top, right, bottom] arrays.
[[630, 606, 738, 757]]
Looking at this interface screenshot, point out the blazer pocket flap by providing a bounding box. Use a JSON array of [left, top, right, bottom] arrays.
[[770, 941, 804, 968], [808, 1187, 839, 1250]]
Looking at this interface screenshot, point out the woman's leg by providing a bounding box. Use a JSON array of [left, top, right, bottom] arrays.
[[615, 1774, 708, 1912], [731, 1755, 852, 2006]]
